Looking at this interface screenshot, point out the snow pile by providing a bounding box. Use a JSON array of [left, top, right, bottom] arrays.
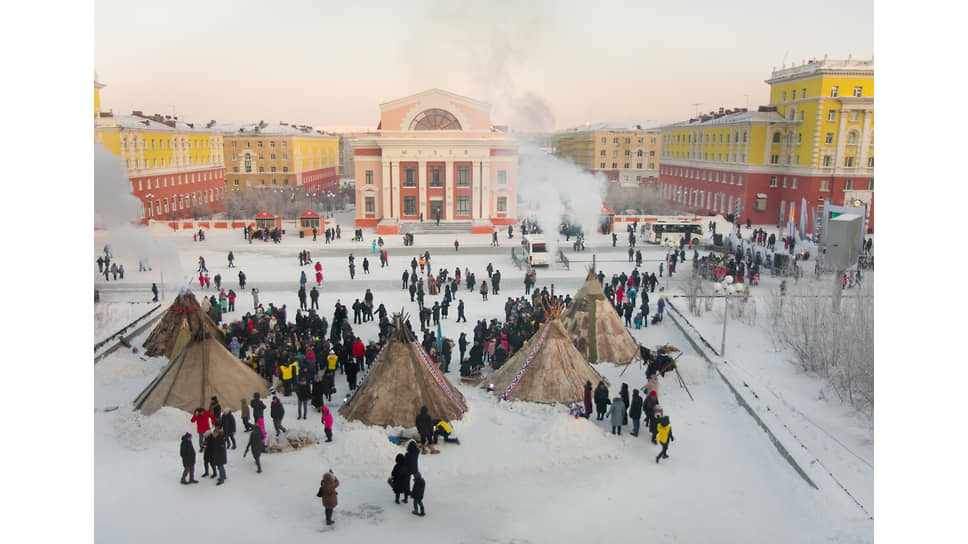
[[95, 353, 157, 387], [114, 406, 191, 452], [675, 355, 709, 386], [325, 422, 412, 478]]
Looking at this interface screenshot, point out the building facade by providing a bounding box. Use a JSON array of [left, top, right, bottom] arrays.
[[553, 122, 662, 186], [217, 122, 340, 196], [353, 89, 518, 233], [94, 75, 228, 220], [658, 57, 874, 230]]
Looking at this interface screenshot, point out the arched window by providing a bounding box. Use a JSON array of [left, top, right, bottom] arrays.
[[772, 132, 781, 144], [409, 109, 462, 130], [847, 131, 859, 145]]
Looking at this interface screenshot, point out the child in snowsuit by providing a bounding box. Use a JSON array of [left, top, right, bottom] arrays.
[[391, 453, 411, 504], [411, 472, 426, 516]]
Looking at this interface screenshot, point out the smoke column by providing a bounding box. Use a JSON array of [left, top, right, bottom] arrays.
[[516, 146, 605, 258], [94, 144, 184, 286]]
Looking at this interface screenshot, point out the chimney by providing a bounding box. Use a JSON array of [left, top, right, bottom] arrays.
[[132, 110, 144, 117]]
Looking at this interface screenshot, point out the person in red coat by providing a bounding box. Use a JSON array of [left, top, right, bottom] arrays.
[[352, 338, 366, 369], [582, 381, 593, 419], [190, 408, 215, 451]]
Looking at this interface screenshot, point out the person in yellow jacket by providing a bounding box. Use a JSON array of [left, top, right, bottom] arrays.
[[432, 419, 460, 445], [327, 351, 339, 373], [280, 361, 299, 396], [655, 415, 674, 464]]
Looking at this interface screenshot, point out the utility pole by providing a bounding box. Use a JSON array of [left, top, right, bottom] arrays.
[[691, 103, 702, 118], [721, 293, 729, 356]]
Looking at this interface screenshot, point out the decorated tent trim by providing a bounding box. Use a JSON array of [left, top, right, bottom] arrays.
[[299, 209, 320, 218], [410, 340, 467, 414], [499, 322, 552, 401]]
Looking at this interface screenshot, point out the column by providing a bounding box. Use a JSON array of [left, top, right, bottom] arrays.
[[418, 160, 427, 219], [444, 159, 455, 221], [481, 161, 491, 218], [381, 160, 392, 219], [471, 160, 481, 220], [857, 110, 873, 169]]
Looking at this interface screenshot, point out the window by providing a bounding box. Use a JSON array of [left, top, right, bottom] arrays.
[[233, 179, 239, 186], [649, 150, 655, 157], [844, 156, 855, 168], [259, 167, 264, 173], [825, 133, 834, 145], [282, 141, 287, 148], [847, 132, 858, 145], [601, 137, 606, 144], [828, 110, 837, 122], [600, 162, 606, 168], [404, 167, 416, 187], [791, 89, 796, 100], [737, 175, 743, 186], [868, 157, 874, 168], [782, 91, 787, 101], [853, 86, 863, 97], [770, 176, 778, 187], [600, 150, 606, 157], [270, 167, 276, 173], [429, 166, 443, 187], [849, 111, 860, 122], [797, 133, 802, 145], [496, 170, 507, 185], [456, 196, 470, 216], [771, 155, 780, 164], [272, 179, 277, 185], [233, 167, 239, 172], [649, 163, 654, 169], [802, 88, 807, 98], [823, 155, 832, 167], [799, 111, 804, 121], [624, 150, 630, 157], [451, 165, 468, 187], [365, 170, 374, 185], [246, 141, 250, 148], [270, 141, 275, 148], [612, 150, 618, 158], [772, 132, 781, 144], [743, 131, 747, 143], [283, 166, 288, 172], [270, 154, 276, 160], [867, 180, 874, 190], [258, 154, 263, 160], [625, 138, 630, 144], [820, 179, 829, 191], [283, 154, 287, 160], [260, 179, 265, 185], [830, 86, 839, 97], [497, 197, 507, 213], [613, 137, 619, 144], [782, 177, 787, 188], [257, 141, 263, 147], [624, 163, 630, 169], [365, 197, 375, 214], [636, 163, 643, 169], [403, 196, 417, 216], [612, 162, 617, 168], [844, 179, 853, 190]]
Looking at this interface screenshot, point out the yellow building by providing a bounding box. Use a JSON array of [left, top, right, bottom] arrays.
[[217, 122, 340, 195], [94, 75, 227, 220], [553, 122, 662, 186], [658, 57, 874, 229]]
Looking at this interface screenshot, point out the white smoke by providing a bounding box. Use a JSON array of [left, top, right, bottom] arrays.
[[94, 144, 183, 283], [516, 147, 606, 257]]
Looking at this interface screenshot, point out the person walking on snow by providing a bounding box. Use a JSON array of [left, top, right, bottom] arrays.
[[391, 453, 411, 504], [655, 415, 674, 463], [320, 406, 334, 442], [179, 433, 198, 484]]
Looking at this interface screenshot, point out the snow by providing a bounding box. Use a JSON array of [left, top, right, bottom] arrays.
[[92, 216, 873, 543]]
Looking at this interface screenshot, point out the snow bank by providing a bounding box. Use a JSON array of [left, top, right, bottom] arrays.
[[114, 406, 191, 452], [675, 355, 709, 386]]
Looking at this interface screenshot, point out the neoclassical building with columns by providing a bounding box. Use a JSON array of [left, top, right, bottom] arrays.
[[354, 89, 518, 233]]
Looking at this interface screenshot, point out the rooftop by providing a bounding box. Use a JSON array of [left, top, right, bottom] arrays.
[[558, 120, 666, 133], [767, 56, 874, 83]]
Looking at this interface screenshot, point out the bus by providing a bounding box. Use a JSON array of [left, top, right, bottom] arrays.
[[521, 235, 550, 266], [644, 220, 703, 246]]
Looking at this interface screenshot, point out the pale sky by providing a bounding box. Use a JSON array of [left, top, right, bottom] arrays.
[[95, 0, 873, 131]]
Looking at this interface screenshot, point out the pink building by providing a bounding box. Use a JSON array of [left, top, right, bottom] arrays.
[[354, 89, 518, 234]]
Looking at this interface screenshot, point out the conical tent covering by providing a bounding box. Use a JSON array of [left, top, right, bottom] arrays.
[[485, 318, 608, 405], [559, 268, 640, 364], [339, 314, 467, 427], [133, 337, 270, 415], [142, 291, 224, 359]]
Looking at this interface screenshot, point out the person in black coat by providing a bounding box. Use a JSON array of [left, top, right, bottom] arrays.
[[593, 381, 610, 420], [179, 433, 198, 484], [251, 392, 266, 422], [208, 429, 228, 484], [243, 426, 264, 473], [415, 406, 434, 450], [391, 453, 411, 504], [404, 439, 421, 482], [619, 383, 630, 425], [411, 472, 426, 516], [270, 395, 287, 437], [201, 432, 216, 478], [221, 409, 237, 449], [628, 390, 644, 437]]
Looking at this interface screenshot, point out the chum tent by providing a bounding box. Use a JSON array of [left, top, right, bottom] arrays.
[[485, 301, 608, 405], [340, 313, 467, 428], [133, 337, 270, 416], [142, 291, 224, 359], [559, 267, 641, 365]]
